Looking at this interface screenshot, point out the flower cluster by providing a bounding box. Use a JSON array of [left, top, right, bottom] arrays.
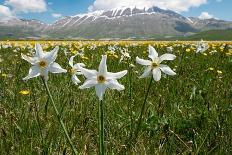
[[22, 43, 177, 100]]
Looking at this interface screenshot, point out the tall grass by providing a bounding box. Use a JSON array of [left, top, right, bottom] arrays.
[[0, 41, 232, 154]]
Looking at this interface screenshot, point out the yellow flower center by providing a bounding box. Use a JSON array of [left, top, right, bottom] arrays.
[[39, 60, 47, 68], [97, 75, 106, 83], [69, 68, 77, 75], [151, 62, 159, 69]]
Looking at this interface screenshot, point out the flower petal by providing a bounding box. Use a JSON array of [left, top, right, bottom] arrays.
[[35, 43, 44, 58], [159, 54, 176, 62], [40, 67, 49, 81], [72, 75, 81, 85], [148, 45, 158, 60], [159, 64, 176, 75], [136, 57, 151, 66], [73, 63, 85, 69], [49, 62, 67, 73], [98, 55, 107, 75], [68, 55, 75, 67], [95, 84, 107, 101], [107, 70, 127, 79], [79, 79, 97, 89], [152, 68, 161, 81], [107, 79, 125, 91], [44, 46, 59, 64], [139, 66, 152, 78], [21, 53, 38, 65], [23, 66, 40, 80], [79, 67, 98, 79]]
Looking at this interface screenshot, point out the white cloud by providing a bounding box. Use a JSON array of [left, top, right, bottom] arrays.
[[5, 0, 47, 13], [88, 0, 208, 12], [52, 13, 62, 18], [0, 5, 14, 20], [198, 12, 214, 19]]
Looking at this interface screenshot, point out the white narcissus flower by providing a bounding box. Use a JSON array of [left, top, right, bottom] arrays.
[[196, 39, 209, 53], [22, 43, 67, 81], [119, 48, 131, 63], [136, 45, 176, 81], [68, 54, 85, 85], [79, 55, 127, 100]]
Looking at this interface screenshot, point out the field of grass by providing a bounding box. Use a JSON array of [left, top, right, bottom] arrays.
[[0, 41, 232, 154]]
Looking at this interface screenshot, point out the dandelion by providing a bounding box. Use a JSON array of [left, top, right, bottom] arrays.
[[186, 48, 191, 52], [208, 67, 214, 71], [68, 54, 85, 85], [19, 90, 30, 95], [217, 70, 223, 74], [136, 45, 176, 81], [22, 43, 67, 81]]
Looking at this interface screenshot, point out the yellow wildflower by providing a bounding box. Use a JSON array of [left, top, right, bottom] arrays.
[[208, 67, 214, 71], [217, 70, 223, 74], [19, 90, 30, 95]]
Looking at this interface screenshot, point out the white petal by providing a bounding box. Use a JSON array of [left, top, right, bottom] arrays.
[[44, 46, 59, 64], [148, 45, 158, 60], [159, 64, 176, 76], [140, 66, 152, 78], [49, 62, 67, 73], [107, 80, 125, 91], [152, 68, 161, 81], [68, 55, 75, 67], [72, 75, 81, 85], [95, 84, 107, 101], [136, 57, 151, 66], [79, 66, 97, 79], [23, 66, 40, 80], [40, 67, 49, 81], [35, 43, 44, 58], [73, 63, 85, 69], [159, 54, 176, 62], [107, 70, 127, 79], [98, 55, 107, 75], [21, 53, 38, 65], [79, 79, 97, 89]]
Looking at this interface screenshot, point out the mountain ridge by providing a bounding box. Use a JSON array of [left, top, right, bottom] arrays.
[[0, 6, 232, 40]]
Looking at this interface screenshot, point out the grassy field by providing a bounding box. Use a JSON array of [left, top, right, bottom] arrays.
[[0, 41, 232, 154]]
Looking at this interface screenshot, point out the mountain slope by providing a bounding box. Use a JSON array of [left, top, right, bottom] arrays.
[[0, 6, 232, 40]]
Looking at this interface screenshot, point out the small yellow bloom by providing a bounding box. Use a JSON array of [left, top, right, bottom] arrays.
[[217, 70, 223, 74], [19, 90, 30, 95], [208, 67, 214, 71], [81, 56, 89, 60], [186, 48, 191, 52], [2, 73, 7, 77], [203, 53, 207, 56]]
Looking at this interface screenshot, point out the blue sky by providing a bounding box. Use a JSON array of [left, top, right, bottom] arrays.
[[0, 0, 231, 23]]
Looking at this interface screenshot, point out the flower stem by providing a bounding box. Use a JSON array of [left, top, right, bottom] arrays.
[[134, 76, 153, 142], [98, 100, 105, 155], [42, 78, 78, 155]]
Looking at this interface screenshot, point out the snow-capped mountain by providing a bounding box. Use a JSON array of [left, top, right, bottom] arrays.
[[0, 6, 232, 39]]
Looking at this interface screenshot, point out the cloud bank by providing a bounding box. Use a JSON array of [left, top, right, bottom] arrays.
[[88, 0, 208, 12], [5, 0, 47, 13], [198, 12, 214, 19]]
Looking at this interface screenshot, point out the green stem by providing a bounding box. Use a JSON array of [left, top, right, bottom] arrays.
[[42, 78, 78, 155], [98, 100, 104, 155], [134, 76, 153, 142]]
